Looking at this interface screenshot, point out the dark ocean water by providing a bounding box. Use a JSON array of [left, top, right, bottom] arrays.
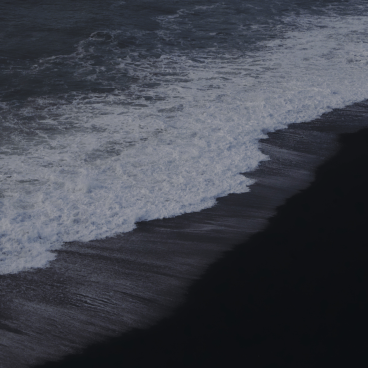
[[1, 0, 368, 367]]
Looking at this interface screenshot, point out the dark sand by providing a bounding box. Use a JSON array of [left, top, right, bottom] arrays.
[[32, 102, 368, 368]]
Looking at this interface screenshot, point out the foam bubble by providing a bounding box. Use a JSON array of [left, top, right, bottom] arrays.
[[1, 12, 368, 274]]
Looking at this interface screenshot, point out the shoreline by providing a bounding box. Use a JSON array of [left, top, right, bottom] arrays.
[[31, 100, 368, 367], [2, 101, 368, 367]]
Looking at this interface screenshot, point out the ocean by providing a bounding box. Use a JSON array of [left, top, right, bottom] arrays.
[[1, 0, 368, 367]]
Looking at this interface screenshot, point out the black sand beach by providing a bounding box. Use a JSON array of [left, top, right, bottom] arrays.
[[32, 102, 368, 368]]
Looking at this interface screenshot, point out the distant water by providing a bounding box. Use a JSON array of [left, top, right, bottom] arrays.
[[1, 1, 368, 272]]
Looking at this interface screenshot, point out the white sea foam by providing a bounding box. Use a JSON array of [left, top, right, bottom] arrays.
[[1, 13, 368, 274]]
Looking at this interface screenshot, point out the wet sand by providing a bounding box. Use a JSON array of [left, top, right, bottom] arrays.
[[28, 101, 368, 367]]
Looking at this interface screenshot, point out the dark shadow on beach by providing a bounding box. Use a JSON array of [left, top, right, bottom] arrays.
[[34, 126, 368, 366]]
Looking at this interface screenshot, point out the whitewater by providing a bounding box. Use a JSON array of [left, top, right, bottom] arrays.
[[1, 3, 368, 274]]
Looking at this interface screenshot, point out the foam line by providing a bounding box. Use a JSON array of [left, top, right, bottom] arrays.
[[1, 12, 368, 274]]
